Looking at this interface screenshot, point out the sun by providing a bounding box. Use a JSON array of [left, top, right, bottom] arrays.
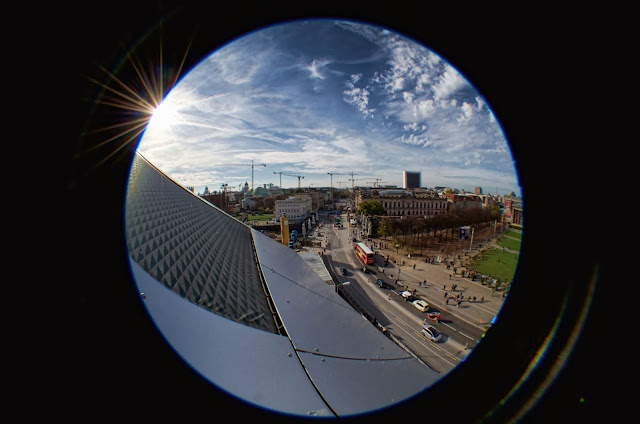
[[149, 98, 179, 133]]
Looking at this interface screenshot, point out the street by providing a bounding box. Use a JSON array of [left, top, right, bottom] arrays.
[[312, 212, 493, 375]]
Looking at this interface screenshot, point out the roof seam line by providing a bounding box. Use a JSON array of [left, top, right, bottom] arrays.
[[295, 348, 412, 361]]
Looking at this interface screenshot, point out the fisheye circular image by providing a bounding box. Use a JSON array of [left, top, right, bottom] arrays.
[[125, 18, 522, 418]]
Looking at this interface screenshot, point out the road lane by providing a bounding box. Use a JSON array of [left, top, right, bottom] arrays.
[[324, 220, 471, 373]]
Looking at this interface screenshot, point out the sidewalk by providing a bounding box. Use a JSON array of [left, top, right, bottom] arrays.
[[370, 240, 507, 331]]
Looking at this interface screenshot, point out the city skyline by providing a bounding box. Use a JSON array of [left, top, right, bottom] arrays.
[[137, 19, 521, 197]]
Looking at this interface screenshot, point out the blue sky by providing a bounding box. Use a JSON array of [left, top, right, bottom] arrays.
[[138, 19, 521, 196]]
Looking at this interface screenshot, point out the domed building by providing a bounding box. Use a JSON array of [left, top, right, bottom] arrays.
[[242, 186, 269, 209]]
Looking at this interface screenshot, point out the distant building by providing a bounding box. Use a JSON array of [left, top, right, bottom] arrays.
[[474, 186, 483, 195], [504, 194, 523, 226], [202, 192, 227, 211], [294, 191, 325, 211], [445, 193, 483, 211], [403, 171, 421, 189], [356, 189, 448, 218], [275, 196, 312, 223]]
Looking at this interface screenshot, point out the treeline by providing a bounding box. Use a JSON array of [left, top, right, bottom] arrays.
[[376, 207, 502, 252]]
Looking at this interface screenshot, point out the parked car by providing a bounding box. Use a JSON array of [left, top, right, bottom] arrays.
[[341, 268, 348, 276], [421, 325, 442, 342], [411, 299, 429, 312]]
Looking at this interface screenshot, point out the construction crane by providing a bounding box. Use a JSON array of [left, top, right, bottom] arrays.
[[282, 173, 305, 188], [273, 172, 284, 188], [366, 179, 387, 188], [327, 172, 347, 208], [348, 177, 368, 190], [336, 181, 348, 188], [347, 172, 359, 191], [222, 160, 266, 191]]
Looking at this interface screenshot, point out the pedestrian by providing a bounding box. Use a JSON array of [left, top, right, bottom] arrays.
[[388, 293, 391, 300], [481, 296, 484, 302], [449, 274, 452, 280], [423, 280, 426, 287], [444, 292, 448, 298], [443, 284, 446, 290], [413, 264, 416, 270], [473, 296, 476, 302], [457, 300, 461, 308], [446, 298, 449, 305]]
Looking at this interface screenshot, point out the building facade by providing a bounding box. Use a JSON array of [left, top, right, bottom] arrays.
[[445, 193, 483, 211], [403, 171, 421, 189], [275, 196, 313, 222], [357, 189, 448, 218]]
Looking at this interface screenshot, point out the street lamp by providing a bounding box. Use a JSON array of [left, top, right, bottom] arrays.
[[335, 281, 351, 293]]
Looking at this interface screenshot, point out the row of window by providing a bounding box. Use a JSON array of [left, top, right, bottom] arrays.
[[383, 201, 447, 209], [387, 210, 443, 216]]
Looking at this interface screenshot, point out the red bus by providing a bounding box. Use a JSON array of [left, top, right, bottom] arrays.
[[353, 242, 374, 265]]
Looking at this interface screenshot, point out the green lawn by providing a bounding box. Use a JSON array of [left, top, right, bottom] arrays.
[[468, 248, 519, 283], [247, 214, 275, 221], [504, 230, 522, 240], [497, 236, 521, 252]]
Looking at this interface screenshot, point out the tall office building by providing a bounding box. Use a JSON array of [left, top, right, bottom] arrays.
[[403, 171, 421, 189]]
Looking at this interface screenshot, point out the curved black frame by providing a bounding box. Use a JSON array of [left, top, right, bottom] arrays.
[[68, 3, 605, 423]]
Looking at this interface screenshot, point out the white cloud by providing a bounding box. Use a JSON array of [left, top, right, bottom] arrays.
[[457, 102, 474, 123], [397, 133, 432, 147], [388, 76, 405, 92], [414, 99, 436, 119], [403, 122, 418, 131], [433, 65, 466, 100], [403, 91, 414, 103], [306, 58, 331, 79], [343, 76, 375, 118]]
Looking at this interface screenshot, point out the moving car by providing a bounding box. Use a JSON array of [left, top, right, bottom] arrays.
[[376, 279, 389, 289], [421, 324, 442, 342], [400, 290, 416, 301], [411, 299, 429, 312], [426, 312, 442, 322]]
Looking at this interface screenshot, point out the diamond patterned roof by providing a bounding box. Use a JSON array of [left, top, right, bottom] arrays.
[[125, 153, 278, 333]]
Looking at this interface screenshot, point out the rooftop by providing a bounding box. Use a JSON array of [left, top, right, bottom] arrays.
[[125, 152, 440, 417]]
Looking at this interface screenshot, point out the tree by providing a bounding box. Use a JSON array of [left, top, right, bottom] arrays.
[[378, 218, 394, 240], [393, 238, 403, 253], [358, 200, 386, 216]]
